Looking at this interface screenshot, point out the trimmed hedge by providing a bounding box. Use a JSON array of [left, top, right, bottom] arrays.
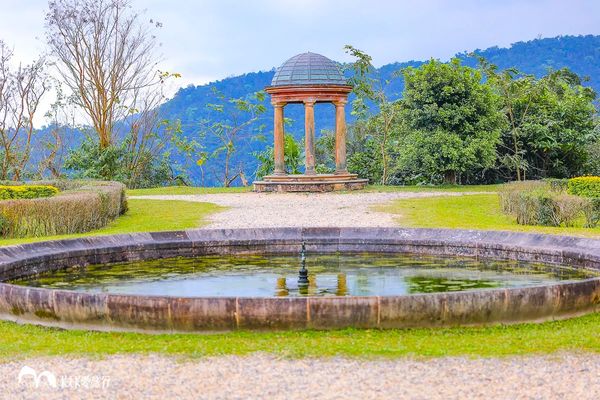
[[567, 176, 600, 198], [0, 180, 127, 238], [0, 185, 59, 200]]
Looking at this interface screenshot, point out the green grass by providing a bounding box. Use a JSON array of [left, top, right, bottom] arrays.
[[2, 312, 600, 359], [128, 186, 251, 196], [379, 193, 600, 237], [362, 184, 503, 193], [0, 199, 224, 246]]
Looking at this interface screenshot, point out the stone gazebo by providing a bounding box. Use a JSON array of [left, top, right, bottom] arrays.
[[253, 52, 368, 192]]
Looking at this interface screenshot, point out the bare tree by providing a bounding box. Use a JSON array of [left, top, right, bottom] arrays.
[[0, 41, 50, 180], [37, 84, 77, 178], [45, 0, 163, 149]]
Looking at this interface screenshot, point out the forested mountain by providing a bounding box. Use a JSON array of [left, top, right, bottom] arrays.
[[154, 35, 600, 185]]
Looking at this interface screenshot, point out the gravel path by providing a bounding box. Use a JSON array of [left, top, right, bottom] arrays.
[[3, 353, 599, 399], [128, 191, 473, 228]]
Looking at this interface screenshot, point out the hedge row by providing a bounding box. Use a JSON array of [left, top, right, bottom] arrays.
[[0, 185, 59, 200], [0, 180, 127, 238], [499, 178, 600, 228]]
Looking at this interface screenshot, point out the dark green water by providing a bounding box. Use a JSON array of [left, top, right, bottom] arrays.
[[11, 253, 597, 297]]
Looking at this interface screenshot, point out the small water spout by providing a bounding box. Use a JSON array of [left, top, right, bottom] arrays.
[[298, 241, 309, 285]]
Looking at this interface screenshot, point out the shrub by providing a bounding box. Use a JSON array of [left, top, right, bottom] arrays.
[[499, 181, 547, 215], [550, 193, 589, 227], [0, 185, 59, 200], [544, 178, 569, 192], [583, 198, 600, 228], [567, 176, 600, 198], [500, 180, 589, 227], [0, 180, 126, 238]]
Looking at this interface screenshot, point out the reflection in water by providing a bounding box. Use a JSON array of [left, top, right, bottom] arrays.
[[11, 253, 599, 298], [336, 274, 347, 296], [276, 277, 288, 297]]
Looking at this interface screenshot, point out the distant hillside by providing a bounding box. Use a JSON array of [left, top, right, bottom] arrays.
[[34, 35, 600, 185], [157, 35, 600, 185]]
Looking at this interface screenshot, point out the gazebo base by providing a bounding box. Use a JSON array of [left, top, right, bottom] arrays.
[[253, 173, 368, 193]]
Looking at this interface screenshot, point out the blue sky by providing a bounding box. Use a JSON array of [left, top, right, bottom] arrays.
[[1, 0, 599, 124]]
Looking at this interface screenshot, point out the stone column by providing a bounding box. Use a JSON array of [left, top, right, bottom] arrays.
[[334, 99, 348, 174], [273, 102, 286, 175], [304, 99, 316, 175]]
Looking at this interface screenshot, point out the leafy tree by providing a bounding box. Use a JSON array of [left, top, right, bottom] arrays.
[[64, 123, 187, 189], [344, 45, 403, 184], [522, 69, 597, 178], [480, 58, 597, 180], [253, 134, 303, 179], [190, 89, 266, 187], [584, 118, 600, 175], [477, 58, 538, 181], [397, 58, 504, 184]]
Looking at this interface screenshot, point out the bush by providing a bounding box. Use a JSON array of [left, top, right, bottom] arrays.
[[499, 181, 547, 215], [0, 185, 59, 200], [64, 136, 179, 189], [0, 180, 126, 238], [567, 176, 600, 198], [583, 198, 600, 228], [550, 193, 589, 227], [500, 180, 589, 227], [544, 178, 569, 192]]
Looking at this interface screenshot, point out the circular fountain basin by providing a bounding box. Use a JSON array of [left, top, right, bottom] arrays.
[[0, 227, 599, 332]]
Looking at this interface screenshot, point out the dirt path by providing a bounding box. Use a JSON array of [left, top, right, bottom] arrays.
[[129, 191, 475, 228], [2, 353, 599, 399]]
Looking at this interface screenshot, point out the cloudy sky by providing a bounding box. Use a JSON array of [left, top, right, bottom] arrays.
[[1, 0, 599, 124]]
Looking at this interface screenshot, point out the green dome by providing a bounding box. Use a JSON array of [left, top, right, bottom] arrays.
[[271, 52, 347, 86]]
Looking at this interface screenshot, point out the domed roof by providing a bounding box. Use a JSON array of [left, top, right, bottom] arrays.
[[271, 52, 347, 87]]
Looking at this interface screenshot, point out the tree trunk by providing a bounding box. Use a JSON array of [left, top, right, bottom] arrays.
[[444, 171, 457, 185]]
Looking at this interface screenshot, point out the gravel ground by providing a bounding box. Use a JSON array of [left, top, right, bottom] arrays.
[[2, 353, 599, 399], [128, 191, 472, 228]]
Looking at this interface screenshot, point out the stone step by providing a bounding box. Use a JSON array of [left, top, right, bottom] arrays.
[[262, 173, 359, 183], [253, 178, 368, 193]]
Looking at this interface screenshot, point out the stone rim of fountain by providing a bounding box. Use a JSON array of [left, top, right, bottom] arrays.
[[0, 227, 599, 333]]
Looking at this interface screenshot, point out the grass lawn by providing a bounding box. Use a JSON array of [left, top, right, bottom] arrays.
[[2, 312, 600, 359], [379, 193, 600, 238], [0, 199, 223, 247], [362, 184, 503, 193]]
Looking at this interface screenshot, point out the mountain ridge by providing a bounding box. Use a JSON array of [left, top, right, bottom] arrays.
[[157, 34, 600, 185]]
